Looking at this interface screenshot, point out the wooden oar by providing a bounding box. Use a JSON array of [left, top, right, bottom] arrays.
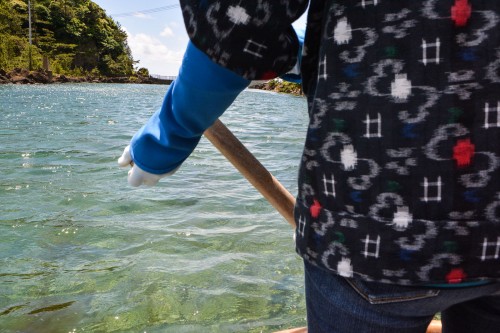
[[203, 119, 442, 333], [204, 119, 296, 228]]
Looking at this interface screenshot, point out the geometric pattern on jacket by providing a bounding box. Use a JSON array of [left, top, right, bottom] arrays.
[[181, 0, 500, 285]]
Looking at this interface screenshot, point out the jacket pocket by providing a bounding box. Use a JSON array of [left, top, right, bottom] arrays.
[[345, 277, 440, 305]]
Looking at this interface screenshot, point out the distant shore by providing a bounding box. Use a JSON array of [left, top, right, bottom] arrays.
[[0, 68, 303, 95], [0, 68, 173, 85], [250, 80, 303, 96]]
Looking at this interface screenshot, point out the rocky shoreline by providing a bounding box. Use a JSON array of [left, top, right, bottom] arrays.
[[0, 68, 173, 85], [251, 80, 303, 96], [0, 68, 303, 96]]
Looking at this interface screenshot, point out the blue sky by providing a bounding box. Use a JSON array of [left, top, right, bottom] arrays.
[[93, 1, 307, 76], [93, 0, 188, 76]]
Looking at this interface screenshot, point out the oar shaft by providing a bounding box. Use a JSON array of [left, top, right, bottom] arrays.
[[204, 119, 296, 228]]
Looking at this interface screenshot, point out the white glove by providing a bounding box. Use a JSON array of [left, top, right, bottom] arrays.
[[118, 145, 177, 187]]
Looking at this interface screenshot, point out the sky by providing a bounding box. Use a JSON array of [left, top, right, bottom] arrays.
[[92, 1, 307, 76], [93, 0, 188, 76]]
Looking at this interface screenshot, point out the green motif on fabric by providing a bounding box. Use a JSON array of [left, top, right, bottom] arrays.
[[448, 107, 463, 123], [385, 46, 398, 58], [442, 241, 458, 253], [387, 180, 402, 192], [332, 118, 346, 132]]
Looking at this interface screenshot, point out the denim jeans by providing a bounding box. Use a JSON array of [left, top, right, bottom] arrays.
[[304, 261, 500, 333]]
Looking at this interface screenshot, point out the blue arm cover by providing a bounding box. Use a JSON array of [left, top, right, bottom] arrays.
[[130, 42, 250, 174]]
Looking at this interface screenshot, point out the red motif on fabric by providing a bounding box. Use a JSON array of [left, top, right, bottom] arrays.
[[446, 268, 467, 284], [451, 0, 472, 27], [453, 138, 475, 167], [310, 199, 322, 218], [260, 71, 278, 80]]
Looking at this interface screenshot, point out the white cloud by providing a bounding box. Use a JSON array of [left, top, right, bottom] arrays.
[[124, 28, 186, 75], [132, 13, 153, 20], [160, 26, 174, 38]]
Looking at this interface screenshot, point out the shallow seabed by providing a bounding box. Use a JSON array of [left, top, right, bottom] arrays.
[[0, 84, 309, 332]]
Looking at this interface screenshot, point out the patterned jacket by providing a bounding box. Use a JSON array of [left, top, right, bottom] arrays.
[[173, 0, 500, 285]]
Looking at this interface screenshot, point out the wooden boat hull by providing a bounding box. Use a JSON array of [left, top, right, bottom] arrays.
[[273, 319, 442, 333]]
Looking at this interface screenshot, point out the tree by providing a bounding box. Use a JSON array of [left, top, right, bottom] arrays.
[[0, 0, 135, 76]]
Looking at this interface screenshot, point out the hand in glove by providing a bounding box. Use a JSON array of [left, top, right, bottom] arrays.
[[118, 145, 177, 187], [118, 43, 249, 187]]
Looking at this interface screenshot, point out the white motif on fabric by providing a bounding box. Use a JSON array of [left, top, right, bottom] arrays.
[[302, 148, 320, 171], [226, 6, 250, 25], [324, 6, 377, 63], [334, 17, 352, 45], [204, 44, 231, 67], [361, 0, 378, 8], [299, 183, 317, 203], [383, 9, 417, 39], [310, 98, 329, 129], [420, 1, 497, 47], [298, 215, 306, 237], [329, 83, 361, 111], [460, 152, 499, 188], [395, 219, 438, 252], [311, 210, 336, 236], [481, 237, 500, 261], [340, 218, 358, 229], [337, 258, 354, 277], [369, 193, 406, 223], [322, 174, 336, 197], [483, 102, 500, 129], [362, 234, 381, 258], [417, 253, 461, 281], [398, 86, 439, 124], [421, 38, 441, 65], [320, 132, 353, 164], [421, 0, 442, 19], [392, 206, 413, 230], [421, 176, 443, 202], [385, 148, 417, 175], [485, 193, 500, 223], [347, 158, 380, 191], [443, 220, 472, 237], [448, 211, 475, 220], [485, 50, 500, 83], [424, 124, 469, 161], [379, 268, 411, 286], [456, 11, 499, 47], [318, 56, 328, 80], [321, 242, 350, 272], [341, 144, 358, 170], [339, 28, 378, 63], [182, 5, 198, 37], [252, 0, 272, 26], [366, 59, 405, 98], [363, 113, 382, 138], [391, 74, 412, 100], [207, 3, 235, 39], [445, 70, 482, 100], [243, 40, 267, 58]]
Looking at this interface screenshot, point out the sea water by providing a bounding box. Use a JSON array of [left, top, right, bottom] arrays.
[[0, 84, 308, 333]]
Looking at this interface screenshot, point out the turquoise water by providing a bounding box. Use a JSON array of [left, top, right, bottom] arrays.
[[0, 84, 309, 333]]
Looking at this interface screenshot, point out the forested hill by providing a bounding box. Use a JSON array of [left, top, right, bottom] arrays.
[[0, 0, 135, 77]]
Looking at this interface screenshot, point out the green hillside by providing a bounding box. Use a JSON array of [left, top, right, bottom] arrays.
[[0, 0, 134, 76]]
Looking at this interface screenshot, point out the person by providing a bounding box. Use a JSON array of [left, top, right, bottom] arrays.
[[119, 1, 500, 332]]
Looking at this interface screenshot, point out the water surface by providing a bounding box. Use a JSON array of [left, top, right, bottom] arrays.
[[0, 84, 308, 333]]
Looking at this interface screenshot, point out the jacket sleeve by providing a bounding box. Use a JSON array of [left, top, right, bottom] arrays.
[[180, 0, 308, 80], [129, 42, 249, 174], [129, 1, 308, 175]]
